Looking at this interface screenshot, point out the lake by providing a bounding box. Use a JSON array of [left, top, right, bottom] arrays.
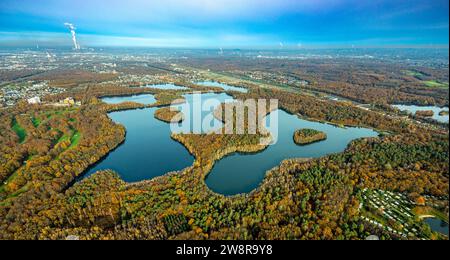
[[196, 81, 248, 93], [85, 94, 194, 182], [143, 83, 189, 90], [101, 94, 157, 105], [205, 109, 379, 195], [170, 92, 234, 134], [424, 218, 449, 236], [88, 93, 378, 196], [85, 93, 232, 181], [393, 104, 449, 123]]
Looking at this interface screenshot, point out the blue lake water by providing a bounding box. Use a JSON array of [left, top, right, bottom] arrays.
[[393, 104, 449, 123], [101, 94, 157, 105], [88, 93, 378, 195], [205, 109, 379, 195], [143, 83, 189, 90], [196, 81, 248, 93], [85, 93, 232, 181], [424, 218, 449, 236], [170, 92, 234, 134], [85, 94, 193, 182]]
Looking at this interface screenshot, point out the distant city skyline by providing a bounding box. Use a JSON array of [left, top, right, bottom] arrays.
[[0, 0, 448, 48]]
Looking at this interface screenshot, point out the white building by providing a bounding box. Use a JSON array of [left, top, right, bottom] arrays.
[[27, 96, 41, 104]]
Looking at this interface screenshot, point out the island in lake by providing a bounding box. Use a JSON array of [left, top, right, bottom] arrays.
[[293, 128, 327, 145], [155, 107, 184, 123], [439, 110, 449, 116], [415, 110, 434, 117]]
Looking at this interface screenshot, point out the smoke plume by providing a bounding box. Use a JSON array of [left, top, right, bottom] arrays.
[[64, 22, 80, 50]]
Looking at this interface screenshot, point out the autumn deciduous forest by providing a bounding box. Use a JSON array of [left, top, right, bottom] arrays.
[[0, 77, 447, 240]]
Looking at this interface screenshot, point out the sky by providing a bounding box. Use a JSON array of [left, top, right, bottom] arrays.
[[0, 0, 448, 48]]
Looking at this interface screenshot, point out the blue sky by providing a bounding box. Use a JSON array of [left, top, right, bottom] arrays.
[[0, 0, 448, 48]]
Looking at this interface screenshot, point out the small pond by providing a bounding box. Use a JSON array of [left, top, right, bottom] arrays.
[[393, 104, 449, 123], [424, 217, 449, 236], [143, 83, 189, 90], [196, 81, 248, 93]]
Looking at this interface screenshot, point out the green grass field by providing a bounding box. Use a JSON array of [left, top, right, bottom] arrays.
[[55, 130, 81, 150], [403, 70, 424, 77], [69, 131, 82, 149], [31, 117, 41, 127], [11, 119, 26, 143], [423, 80, 448, 89]]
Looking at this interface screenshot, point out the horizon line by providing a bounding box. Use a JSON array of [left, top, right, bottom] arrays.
[[0, 44, 448, 50]]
